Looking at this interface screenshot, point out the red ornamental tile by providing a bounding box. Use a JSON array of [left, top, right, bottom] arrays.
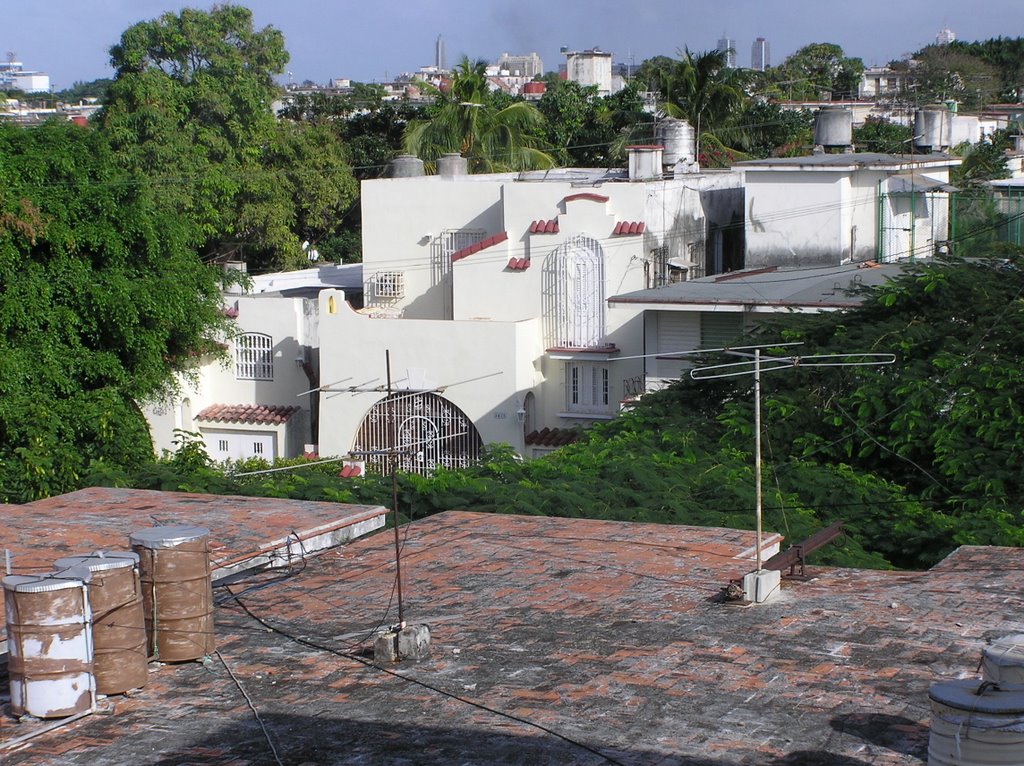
[[451, 231, 509, 262], [562, 192, 609, 204]]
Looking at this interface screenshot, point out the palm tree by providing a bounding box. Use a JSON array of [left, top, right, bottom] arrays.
[[403, 58, 555, 173], [637, 49, 749, 158]]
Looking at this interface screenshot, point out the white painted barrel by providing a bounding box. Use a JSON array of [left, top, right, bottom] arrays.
[[983, 635, 1024, 685], [3, 570, 95, 718], [928, 679, 1024, 765], [53, 552, 148, 694]]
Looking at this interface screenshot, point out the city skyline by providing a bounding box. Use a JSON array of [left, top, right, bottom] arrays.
[[4, 0, 1020, 90]]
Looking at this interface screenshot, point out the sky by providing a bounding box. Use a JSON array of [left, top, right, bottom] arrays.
[[5, 0, 1022, 90]]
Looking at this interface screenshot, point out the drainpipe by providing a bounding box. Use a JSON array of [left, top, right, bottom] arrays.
[[876, 180, 884, 262]]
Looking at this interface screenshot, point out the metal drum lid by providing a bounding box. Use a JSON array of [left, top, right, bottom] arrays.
[[129, 525, 210, 549], [985, 634, 1024, 668], [929, 679, 1024, 715], [53, 551, 140, 573], [3, 569, 93, 592]]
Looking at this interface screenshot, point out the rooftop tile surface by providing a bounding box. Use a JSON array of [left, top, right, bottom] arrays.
[[4, 510, 1022, 765]]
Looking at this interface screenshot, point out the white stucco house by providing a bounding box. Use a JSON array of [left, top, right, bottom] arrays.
[[143, 264, 362, 463], [608, 261, 905, 393], [737, 152, 961, 267], [314, 150, 744, 468]]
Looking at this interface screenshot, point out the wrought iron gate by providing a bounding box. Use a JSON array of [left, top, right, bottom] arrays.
[[353, 392, 483, 475]]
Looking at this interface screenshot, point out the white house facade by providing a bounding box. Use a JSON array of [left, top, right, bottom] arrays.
[[737, 152, 961, 267], [316, 156, 744, 465], [143, 290, 322, 463]]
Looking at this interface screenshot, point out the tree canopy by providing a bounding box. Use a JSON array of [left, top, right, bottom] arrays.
[[766, 43, 865, 101], [0, 121, 232, 501], [100, 5, 356, 270]]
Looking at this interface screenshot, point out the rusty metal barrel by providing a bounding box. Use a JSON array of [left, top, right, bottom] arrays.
[[53, 552, 148, 694], [129, 525, 214, 662], [3, 570, 96, 718]]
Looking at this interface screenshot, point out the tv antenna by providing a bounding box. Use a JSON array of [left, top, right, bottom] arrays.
[[690, 343, 895, 601]]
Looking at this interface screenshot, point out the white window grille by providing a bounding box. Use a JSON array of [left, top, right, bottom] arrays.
[[545, 235, 606, 348], [235, 333, 273, 380], [373, 271, 405, 299], [353, 392, 483, 476], [566, 362, 611, 414], [218, 439, 229, 452]]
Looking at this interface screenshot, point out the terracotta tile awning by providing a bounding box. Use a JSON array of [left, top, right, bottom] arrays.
[[613, 221, 645, 235], [338, 464, 363, 478], [529, 219, 559, 234], [195, 404, 300, 425], [506, 257, 530, 271], [525, 426, 581, 447], [451, 231, 509, 263]]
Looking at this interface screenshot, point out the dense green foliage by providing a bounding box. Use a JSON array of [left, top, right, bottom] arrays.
[[762, 43, 865, 101], [535, 79, 646, 166], [947, 37, 1024, 102], [892, 45, 1001, 110], [0, 122, 232, 501], [99, 6, 356, 271]]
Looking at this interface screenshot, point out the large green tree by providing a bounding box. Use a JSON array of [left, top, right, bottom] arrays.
[[767, 43, 864, 101], [100, 5, 356, 270], [403, 58, 554, 173], [892, 45, 1001, 110], [0, 121, 232, 501]]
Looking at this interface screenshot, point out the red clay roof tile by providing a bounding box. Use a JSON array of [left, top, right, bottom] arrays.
[[562, 192, 609, 204], [195, 404, 301, 425], [614, 221, 646, 236]]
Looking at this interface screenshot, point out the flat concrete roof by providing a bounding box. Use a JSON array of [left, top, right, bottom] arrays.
[[737, 152, 961, 172], [4, 510, 1022, 764], [609, 262, 906, 311], [1, 487, 386, 639]]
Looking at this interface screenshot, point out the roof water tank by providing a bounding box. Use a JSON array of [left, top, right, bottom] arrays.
[[915, 107, 953, 152], [928, 679, 1024, 765], [130, 525, 214, 662], [53, 552, 148, 694], [813, 107, 853, 149], [437, 152, 469, 177], [3, 570, 95, 718], [655, 118, 697, 169], [386, 154, 425, 178], [983, 635, 1024, 686]]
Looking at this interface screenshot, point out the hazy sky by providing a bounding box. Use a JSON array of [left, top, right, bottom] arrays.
[[6, 1, 1022, 90]]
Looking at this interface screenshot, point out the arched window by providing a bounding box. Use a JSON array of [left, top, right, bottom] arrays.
[[353, 393, 483, 476], [543, 235, 606, 348], [235, 333, 273, 380]]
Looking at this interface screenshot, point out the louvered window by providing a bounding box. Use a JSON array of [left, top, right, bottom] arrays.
[[235, 333, 273, 380]]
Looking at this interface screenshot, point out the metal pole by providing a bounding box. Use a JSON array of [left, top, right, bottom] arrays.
[[386, 350, 405, 626], [753, 349, 763, 571]]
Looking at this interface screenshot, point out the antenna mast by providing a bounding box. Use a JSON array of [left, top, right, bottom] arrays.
[[691, 344, 895, 602]]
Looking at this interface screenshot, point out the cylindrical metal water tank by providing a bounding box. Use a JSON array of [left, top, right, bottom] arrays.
[[813, 107, 853, 149], [386, 154, 425, 178], [436, 153, 468, 177], [928, 679, 1024, 765], [3, 571, 95, 718], [53, 553, 148, 694], [655, 118, 697, 168], [915, 107, 953, 152], [130, 526, 214, 662], [983, 635, 1024, 686]]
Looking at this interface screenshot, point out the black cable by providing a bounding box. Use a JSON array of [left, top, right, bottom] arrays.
[[222, 585, 629, 766]]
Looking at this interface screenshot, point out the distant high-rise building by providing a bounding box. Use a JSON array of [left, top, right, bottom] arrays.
[[496, 52, 544, 78], [751, 37, 770, 72], [717, 36, 736, 68], [435, 35, 446, 71], [935, 27, 956, 45]]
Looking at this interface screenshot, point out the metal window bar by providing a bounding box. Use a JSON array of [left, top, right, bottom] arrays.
[[235, 333, 273, 380], [353, 392, 483, 476]]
